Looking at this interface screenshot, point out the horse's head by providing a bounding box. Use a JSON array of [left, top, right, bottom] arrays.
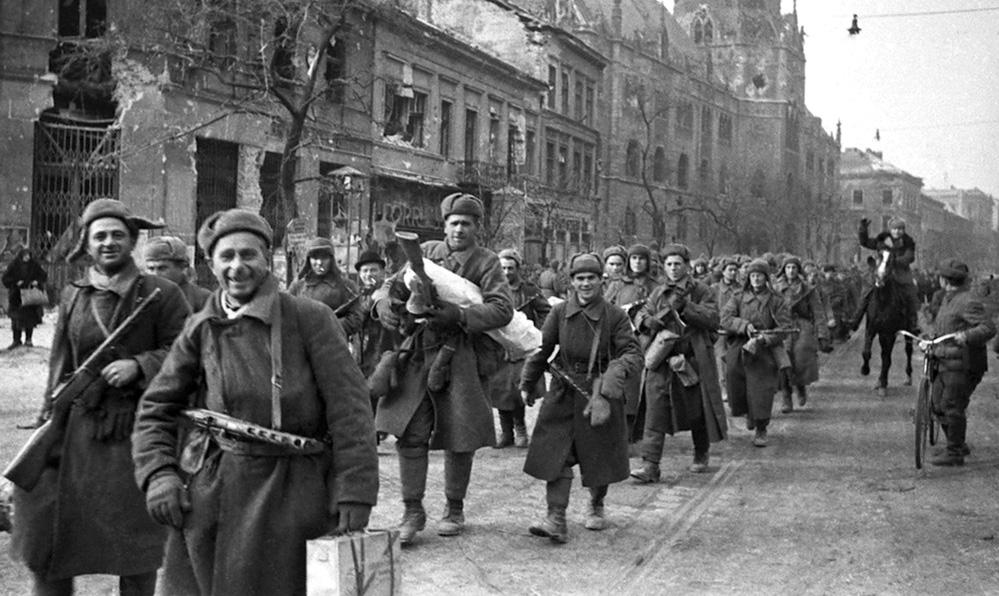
[[875, 249, 892, 287]]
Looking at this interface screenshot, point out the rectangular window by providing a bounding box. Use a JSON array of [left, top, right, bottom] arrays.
[[561, 70, 570, 114], [464, 108, 478, 162], [882, 189, 893, 206], [547, 65, 557, 109], [676, 102, 694, 136], [583, 149, 593, 194], [558, 143, 568, 186], [545, 141, 556, 184], [572, 149, 582, 190], [718, 113, 733, 146], [406, 91, 427, 148], [574, 79, 584, 120], [489, 113, 501, 160], [439, 100, 452, 158], [507, 124, 519, 176], [525, 129, 536, 175], [852, 189, 864, 205], [585, 83, 595, 126]]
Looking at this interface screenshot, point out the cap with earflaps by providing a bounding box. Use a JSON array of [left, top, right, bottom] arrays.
[[888, 216, 906, 229], [602, 245, 627, 261], [568, 252, 603, 276], [746, 259, 771, 277], [628, 243, 651, 260], [143, 236, 189, 264], [782, 255, 802, 271], [498, 248, 523, 267], [440, 193, 484, 220], [196, 209, 273, 257], [661, 243, 691, 262], [68, 198, 165, 263]]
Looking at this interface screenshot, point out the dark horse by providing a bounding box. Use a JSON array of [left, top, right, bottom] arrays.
[[858, 248, 914, 396]]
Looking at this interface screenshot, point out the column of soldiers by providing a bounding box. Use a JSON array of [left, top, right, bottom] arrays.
[[7, 197, 994, 594]]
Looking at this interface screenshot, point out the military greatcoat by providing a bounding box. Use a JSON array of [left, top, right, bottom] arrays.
[[132, 276, 378, 596], [520, 296, 641, 487], [13, 261, 189, 580], [720, 286, 792, 421], [375, 244, 513, 452], [288, 270, 364, 336], [636, 276, 727, 442], [605, 272, 657, 420], [772, 278, 828, 387], [486, 279, 551, 411]]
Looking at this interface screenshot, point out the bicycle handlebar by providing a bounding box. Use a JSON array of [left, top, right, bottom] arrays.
[[898, 330, 960, 351]]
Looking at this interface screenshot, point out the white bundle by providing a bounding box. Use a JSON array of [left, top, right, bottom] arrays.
[[403, 258, 542, 359]]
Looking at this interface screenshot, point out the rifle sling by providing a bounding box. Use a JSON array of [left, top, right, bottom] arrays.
[[586, 310, 603, 382], [270, 296, 283, 431]]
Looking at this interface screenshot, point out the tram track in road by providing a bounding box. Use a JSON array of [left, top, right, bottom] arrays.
[[605, 459, 745, 592]]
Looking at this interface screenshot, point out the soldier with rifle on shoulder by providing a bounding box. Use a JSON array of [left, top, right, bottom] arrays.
[[520, 252, 641, 544], [9, 199, 190, 596]]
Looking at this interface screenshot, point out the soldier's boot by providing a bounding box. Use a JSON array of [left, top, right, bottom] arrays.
[[513, 403, 529, 448], [931, 417, 966, 467], [439, 451, 473, 536], [23, 327, 33, 347], [688, 451, 710, 473], [796, 385, 808, 407], [629, 459, 660, 484], [119, 571, 157, 596], [495, 410, 514, 449], [7, 325, 21, 350], [584, 485, 609, 531], [780, 388, 794, 414], [530, 468, 571, 544], [397, 446, 429, 545], [753, 421, 769, 447]]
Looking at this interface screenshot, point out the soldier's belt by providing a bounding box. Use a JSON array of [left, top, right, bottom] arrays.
[[564, 361, 608, 375], [182, 408, 328, 456]]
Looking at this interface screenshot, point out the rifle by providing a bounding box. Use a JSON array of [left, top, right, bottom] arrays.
[[332, 292, 361, 318], [396, 231, 438, 315], [4, 288, 162, 491]]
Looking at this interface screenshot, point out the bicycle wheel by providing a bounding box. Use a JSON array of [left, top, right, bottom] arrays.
[[914, 376, 931, 469]]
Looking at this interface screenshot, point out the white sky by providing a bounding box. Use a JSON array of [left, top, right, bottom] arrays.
[[664, 0, 999, 198]]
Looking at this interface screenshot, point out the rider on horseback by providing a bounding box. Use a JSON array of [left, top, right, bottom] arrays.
[[849, 216, 920, 333]]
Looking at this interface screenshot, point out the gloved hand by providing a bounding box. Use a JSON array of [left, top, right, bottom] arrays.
[[146, 470, 190, 528], [426, 301, 463, 331], [374, 298, 404, 329], [584, 394, 611, 427], [860, 217, 870, 228], [521, 388, 540, 407], [953, 331, 967, 346], [332, 502, 372, 535]]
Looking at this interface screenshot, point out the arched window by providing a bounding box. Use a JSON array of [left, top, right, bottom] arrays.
[[693, 21, 703, 44], [625, 140, 641, 177], [653, 147, 667, 182], [699, 159, 710, 185], [677, 153, 689, 189], [704, 20, 713, 43]]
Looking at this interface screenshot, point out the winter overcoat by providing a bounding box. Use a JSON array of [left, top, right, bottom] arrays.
[[636, 276, 727, 442], [931, 285, 995, 377], [720, 286, 792, 421], [605, 273, 656, 417], [772, 278, 828, 387], [132, 276, 378, 596], [859, 225, 916, 286], [13, 262, 189, 580], [289, 271, 364, 336], [486, 280, 550, 411], [2, 248, 48, 328], [375, 243, 513, 452], [177, 279, 212, 313], [520, 296, 641, 487]]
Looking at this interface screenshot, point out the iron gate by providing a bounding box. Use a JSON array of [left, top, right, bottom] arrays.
[[31, 117, 120, 290]]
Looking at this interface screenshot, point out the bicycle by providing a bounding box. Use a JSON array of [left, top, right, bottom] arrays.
[[899, 330, 958, 469]]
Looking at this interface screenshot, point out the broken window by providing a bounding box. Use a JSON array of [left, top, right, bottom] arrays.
[[58, 0, 107, 38], [324, 38, 347, 103], [382, 86, 426, 147], [407, 92, 426, 148]]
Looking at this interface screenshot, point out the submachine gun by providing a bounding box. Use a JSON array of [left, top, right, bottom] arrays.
[[4, 288, 162, 491]]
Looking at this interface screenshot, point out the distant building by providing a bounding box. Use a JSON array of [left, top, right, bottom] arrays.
[[839, 148, 923, 266], [923, 187, 998, 272]]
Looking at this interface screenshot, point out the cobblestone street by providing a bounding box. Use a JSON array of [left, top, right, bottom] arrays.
[[1, 316, 998, 594]]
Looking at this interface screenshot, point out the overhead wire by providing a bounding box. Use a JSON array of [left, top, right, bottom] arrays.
[[838, 6, 999, 19]]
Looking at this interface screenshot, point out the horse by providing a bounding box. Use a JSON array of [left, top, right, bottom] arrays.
[[858, 248, 914, 396]]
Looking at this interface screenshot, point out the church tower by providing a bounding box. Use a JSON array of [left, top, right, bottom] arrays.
[[672, 0, 805, 104]]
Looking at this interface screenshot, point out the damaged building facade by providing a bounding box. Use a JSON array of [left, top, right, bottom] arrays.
[[1, 0, 840, 281]]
